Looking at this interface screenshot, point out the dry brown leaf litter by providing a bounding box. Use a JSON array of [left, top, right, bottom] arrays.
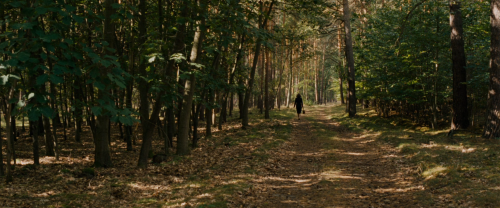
[[1, 105, 497, 207]]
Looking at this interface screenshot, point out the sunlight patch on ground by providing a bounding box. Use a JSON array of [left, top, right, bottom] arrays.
[[127, 182, 166, 191], [425, 129, 449, 136], [195, 193, 213, 199], [258, 176, 314, 184], [373, 185, 425, 193], [383, 154, 398, 158], [422, 166, 447, 178], [222, 179, 244, 185], [320, 169, 363, 180], [342, 152, 366, 156], [33, 190, 56, 197], [15, 156, 90, 165]]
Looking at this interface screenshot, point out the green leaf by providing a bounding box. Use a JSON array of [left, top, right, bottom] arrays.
[[64, 39, 74, 45], [91, 107, 102, 116], [189, 62, 205, 69], [49, 75, 64, 84], [9, 1, 24, 7], [65, 5, 77, 12], [101, 60, 112, 67], [41, 106, 54, 118], [28, 110, 41, 121], [94, 81, 106, 90], [72, 15, 85, 23], [36, 7, 48, 15], [17, 52, 30, 62], [36, 74, 49, 85], [118, 116, 134, 126], [12, 22, 36, 30], [170, 53, 186, 63]]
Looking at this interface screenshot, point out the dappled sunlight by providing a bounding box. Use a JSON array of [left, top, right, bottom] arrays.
[[339, 152, 368, 156], [5, 104, 497, 207], [320, 169, 363, 180], [422, 166, 448, 179], [33, 190, 57, 198]]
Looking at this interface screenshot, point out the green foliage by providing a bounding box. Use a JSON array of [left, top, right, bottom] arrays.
[[353, 0, 490, 125]]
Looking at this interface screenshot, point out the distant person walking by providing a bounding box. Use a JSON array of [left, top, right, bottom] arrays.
[[293, 94, 304, 120]]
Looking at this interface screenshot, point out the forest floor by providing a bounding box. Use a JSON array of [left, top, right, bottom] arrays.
[[1, 104, 500, 207]]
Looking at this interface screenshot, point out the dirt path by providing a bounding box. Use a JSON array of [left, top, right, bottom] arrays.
[[237, 104, 423, 208]]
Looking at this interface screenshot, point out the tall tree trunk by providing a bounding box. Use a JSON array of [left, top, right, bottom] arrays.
[[343, 0, 356, 117], [137, 0, 164, 167], [206, 91, 213, 137], [450, 2, 469, 129], [165, 0, 190, 150], [242, 0, 275, 128], [0, 0, 4, 177], [2, 80, 17, 182], [50, 83, 60, 160], [258, 53, 264, 114], [484, 0, 500, 139], [125, 45, 134, 151], [432, 12, 440, 130], [177, 0, 206, 155], [43, 115, 55, 156], [287, 42, 293, 108], [314, 38, 319, 104], [93, 0, 115, 168], [75, 80, 84, 142], [338, 25, 345, 104], [265, 47, 270, 119]]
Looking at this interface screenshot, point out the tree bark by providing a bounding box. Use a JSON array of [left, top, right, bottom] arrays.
[[164, 0, 190, 150], [43, 119, 54, 156], [343, 0, 356, 117], [265, 47, 270, 119], [287, 42, 293, 108], [137, 0, 164, 167], [450, 2, 469, 129], [177, 0, 206, 155], [1, 82, 17, 182], [93, 0, 115, 168], [484, 0, 500, 139], [338, 25, 345, 104], [74, 79, 84, 143]]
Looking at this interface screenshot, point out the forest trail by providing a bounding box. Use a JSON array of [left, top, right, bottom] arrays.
[[238, 104, 424, 208]]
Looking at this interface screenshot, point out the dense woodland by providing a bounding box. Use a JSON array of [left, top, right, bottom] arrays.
[[1, 0, 499, 188]]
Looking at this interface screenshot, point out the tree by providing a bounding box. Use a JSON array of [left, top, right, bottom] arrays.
[[93, 0, 116, 168], [450, 1, 469, 130], [242, 0, 276, 128], [343, 0, 356, 117], [1, 74, 19, 182], [483, 0, 500, 139], [177, 0, 207, 155]]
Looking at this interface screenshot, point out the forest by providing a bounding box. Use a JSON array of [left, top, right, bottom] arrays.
[[1, 0, 500, 207]]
